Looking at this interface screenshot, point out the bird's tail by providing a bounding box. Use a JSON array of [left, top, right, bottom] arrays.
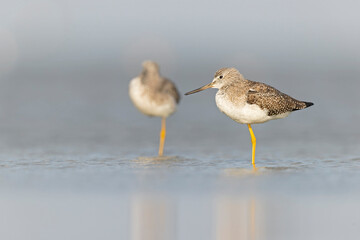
[[292, 101, 314, 112], [303, 101, 314, 108]]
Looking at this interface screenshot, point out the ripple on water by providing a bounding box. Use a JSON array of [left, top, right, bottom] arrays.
[[222, 165, 300, 177]]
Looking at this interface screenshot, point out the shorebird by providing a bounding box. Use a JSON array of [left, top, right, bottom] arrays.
[[129, 61, 180, 156], [185, 68, 313, 168]]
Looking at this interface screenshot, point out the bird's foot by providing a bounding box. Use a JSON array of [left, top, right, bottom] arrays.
[[252, 164, 258, 172]]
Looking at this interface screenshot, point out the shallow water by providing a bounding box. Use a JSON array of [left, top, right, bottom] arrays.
[[1, 0, 360, 238], [1, 131, 359, 240]]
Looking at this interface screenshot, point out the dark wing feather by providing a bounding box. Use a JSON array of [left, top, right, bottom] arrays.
[[246, 82, 308, 116], [161, 78, 181, 104]]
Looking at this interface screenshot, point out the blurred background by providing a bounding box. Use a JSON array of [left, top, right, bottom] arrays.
[[0, 0, 359, 149], [0, 0, 360, 239]]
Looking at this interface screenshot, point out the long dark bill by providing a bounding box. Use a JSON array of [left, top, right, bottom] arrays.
[[184, 83, 213, 95]]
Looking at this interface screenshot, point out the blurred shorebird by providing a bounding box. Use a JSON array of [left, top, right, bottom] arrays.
[[129, 61, 180, 156], [185, 68, 313, 168]]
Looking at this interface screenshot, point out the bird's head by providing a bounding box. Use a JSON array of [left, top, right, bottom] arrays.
[[142, 60, 160, 74], [185, 68, 244, 95], [141, 60, 161, 83]]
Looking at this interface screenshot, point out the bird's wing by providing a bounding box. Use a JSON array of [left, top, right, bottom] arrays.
[[246, 82, 306, 115], [162, 78, 181, 104]]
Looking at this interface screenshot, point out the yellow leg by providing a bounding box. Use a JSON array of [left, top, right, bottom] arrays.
[[158, 117, 166, 156], [247, 124, 256, 168]]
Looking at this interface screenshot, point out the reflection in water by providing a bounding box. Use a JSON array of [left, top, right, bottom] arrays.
[[131, 194, 175, 240], [216, 196, 262, 240], [223, 166, 299, 176], [250, 199, 256, 240], [134, 155, 179, 163], [223, 168, 262, 176], [130, 192, 263, 240], [132, 156, 186, 167]]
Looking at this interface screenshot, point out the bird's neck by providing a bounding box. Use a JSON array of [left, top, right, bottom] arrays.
[[141, 70, 163, 88], [219, 78, 247, 92]]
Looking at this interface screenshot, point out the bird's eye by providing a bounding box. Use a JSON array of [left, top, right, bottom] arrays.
[[219, 75, 223, 79]]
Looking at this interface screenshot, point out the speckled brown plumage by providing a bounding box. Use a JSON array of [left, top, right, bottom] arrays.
[[246, 81, 312, 116], [141, 61, 180, 105], [129, 61, 180, 118], [129, 60, 180, 156], [160, 78, 181, 104], [185, 67, 313, 167], [214, 68, 313, 116]]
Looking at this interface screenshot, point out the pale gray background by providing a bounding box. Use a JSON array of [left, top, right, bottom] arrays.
[[1, 1, 360, 240], [0, 0, 359, 150]]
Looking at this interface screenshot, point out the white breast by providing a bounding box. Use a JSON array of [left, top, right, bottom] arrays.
[[129, 77, 177, 118], [215, 92, 290, 124]]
